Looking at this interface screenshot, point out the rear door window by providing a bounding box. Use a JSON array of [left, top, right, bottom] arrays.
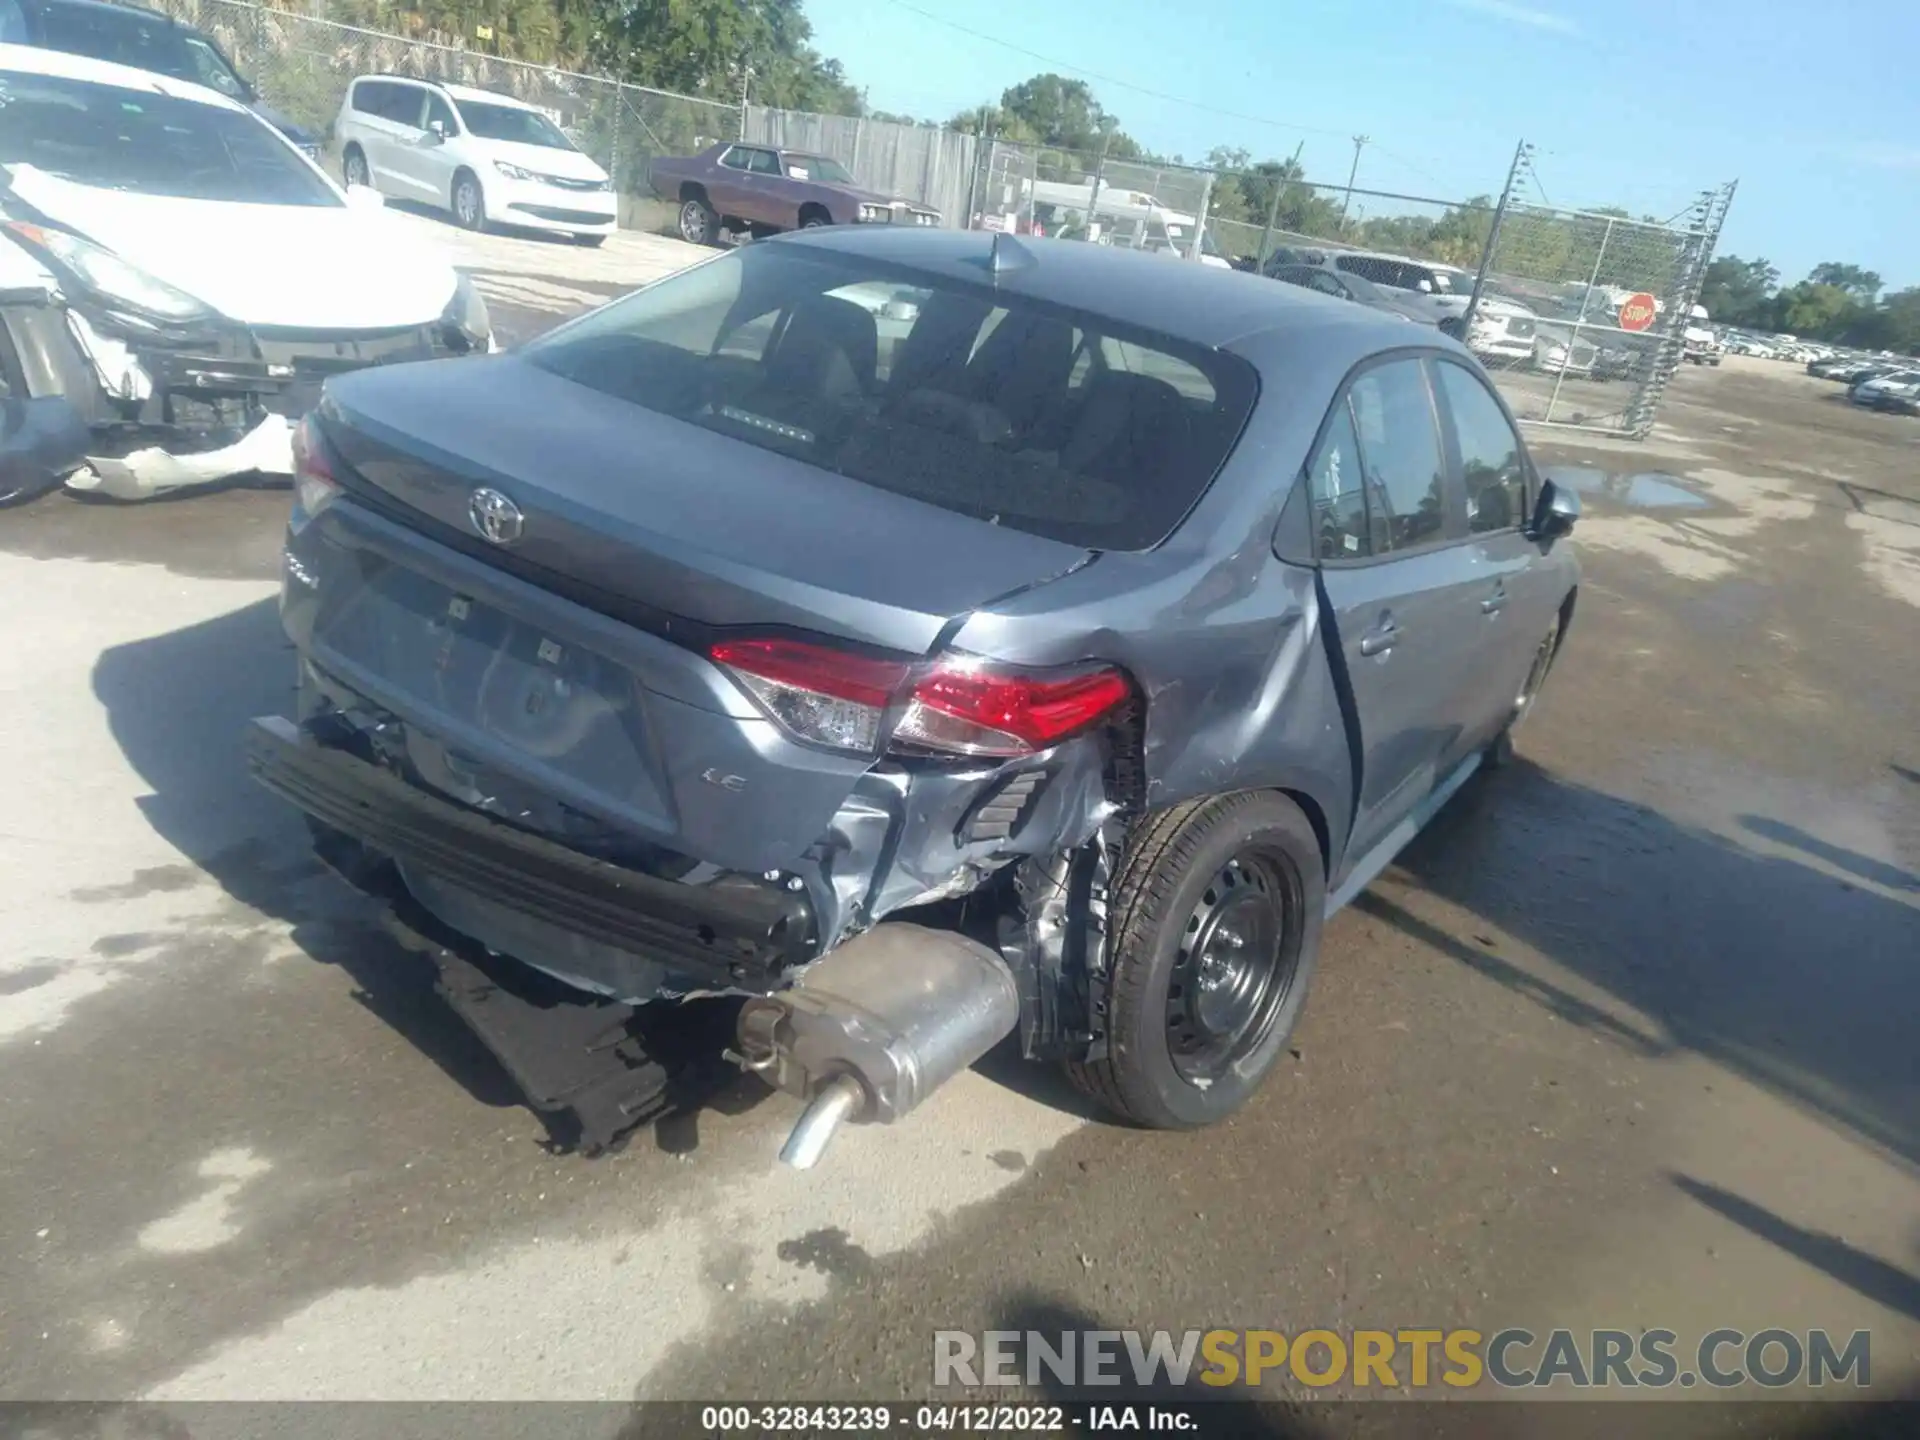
[[1346, 359, 1451, 552], [1306, 399, 1369, 559], [524, 244, 1259, 551]]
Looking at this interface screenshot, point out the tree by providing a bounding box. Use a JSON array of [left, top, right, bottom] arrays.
[[1806, 262, 1881, 303], [1772, 282, 1860, 336], [1698, 256, 1779, 328]]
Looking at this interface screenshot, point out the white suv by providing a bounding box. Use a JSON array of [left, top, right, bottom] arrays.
[[335, 75, 616, 244]]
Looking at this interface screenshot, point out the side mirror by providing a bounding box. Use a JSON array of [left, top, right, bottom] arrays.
[[1530, 477, 1580, 541], [1417, 279, 1434, 293], [427, 120, 448, 141]]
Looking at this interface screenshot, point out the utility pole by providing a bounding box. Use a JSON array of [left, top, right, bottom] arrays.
[[1338, 134, 1369, 232], [1254, 138, 1306, 268], [1086, 118, 1116, 241], [738, 65, 753, 141]]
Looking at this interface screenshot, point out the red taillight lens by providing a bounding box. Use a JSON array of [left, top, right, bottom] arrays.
[[709, 637, 1131, 760], [895, 664, 1131, 758], [709, 638, 911, 755], [290, 414, 342, 524]]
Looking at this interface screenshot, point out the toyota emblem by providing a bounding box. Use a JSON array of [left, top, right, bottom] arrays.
[[468, 487, 523, 545]]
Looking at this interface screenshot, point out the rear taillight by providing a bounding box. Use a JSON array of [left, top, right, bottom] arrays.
[[708, 638, 1131, 760], [290, 414, 342, 527], [892, 662, 1132, 758]]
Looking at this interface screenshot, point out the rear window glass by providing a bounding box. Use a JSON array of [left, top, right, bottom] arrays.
[[524, 245, 1259, 551]]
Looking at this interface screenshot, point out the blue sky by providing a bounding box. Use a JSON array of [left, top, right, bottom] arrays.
[[805, 0, 1914, 289]]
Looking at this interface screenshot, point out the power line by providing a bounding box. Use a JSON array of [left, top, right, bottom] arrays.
[[876, 0, 1355, 144]]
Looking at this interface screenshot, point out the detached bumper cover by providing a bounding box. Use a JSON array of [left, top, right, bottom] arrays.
[[244, 715, 816, 990], [71, 412, 295, 500]]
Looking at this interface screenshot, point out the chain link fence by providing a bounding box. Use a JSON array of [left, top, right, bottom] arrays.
[[151, 0, 740, 208], [138, 4, 1735, 437], [1462, 152, 1737, 435]]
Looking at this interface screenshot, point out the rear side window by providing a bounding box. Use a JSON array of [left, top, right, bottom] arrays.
[[1346, 360, 1448, 552], [1306, 400, 1368, 559], [1433, 362, 1528, 533], [524, 244, 1259, 551]]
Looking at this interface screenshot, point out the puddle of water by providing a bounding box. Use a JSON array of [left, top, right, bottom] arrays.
[[1543, 465, 1709, 510]]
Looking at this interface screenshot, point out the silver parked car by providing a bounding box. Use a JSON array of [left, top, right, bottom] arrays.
[[249, 230, 1580, 1165]]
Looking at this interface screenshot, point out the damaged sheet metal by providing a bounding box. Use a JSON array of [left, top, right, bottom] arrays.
[[810, 738, 1116, 945]]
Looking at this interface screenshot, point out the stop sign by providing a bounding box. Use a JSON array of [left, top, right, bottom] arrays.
[[1618, 292, 1658, 332]]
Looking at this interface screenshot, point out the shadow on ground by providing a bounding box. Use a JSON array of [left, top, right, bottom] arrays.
[[89, 595, 763, 1155], [1367, 759, 1920, 1170]]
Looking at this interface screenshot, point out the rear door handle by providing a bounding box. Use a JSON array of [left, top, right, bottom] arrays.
[[1359, 620, 1400, 657]]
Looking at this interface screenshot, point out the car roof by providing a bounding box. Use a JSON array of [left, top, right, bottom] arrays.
[[773, 227, 1429, 355], [349, 74, 543, 111], [0, 39, 242, 108]]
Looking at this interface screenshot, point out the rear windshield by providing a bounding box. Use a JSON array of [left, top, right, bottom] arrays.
[[523, 244, 1259, 550]]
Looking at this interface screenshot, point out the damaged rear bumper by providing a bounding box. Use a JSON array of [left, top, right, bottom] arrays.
[[244, 714, 816, 993]]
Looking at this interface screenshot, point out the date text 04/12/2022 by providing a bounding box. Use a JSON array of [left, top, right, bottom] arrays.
[[699, 1404, 1194, 1431]]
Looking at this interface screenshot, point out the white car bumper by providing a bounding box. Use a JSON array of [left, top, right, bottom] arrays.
[[489, 174, 618, 235], [68, 413, 294, 501]]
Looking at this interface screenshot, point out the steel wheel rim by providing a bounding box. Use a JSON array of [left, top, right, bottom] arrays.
[[456, 181, 479, 227], [1166, 847, 1302, 1084], [680, 201, 708, 243], [345, 153, 367, 187]]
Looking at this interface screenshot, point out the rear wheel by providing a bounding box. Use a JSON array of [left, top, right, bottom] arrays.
[[452, 171, 485, 231], [678, 193, 718, 246], [798, 206, 832, 230], [1065, 791, 1324, 1129], [342, 145, 370, 190]]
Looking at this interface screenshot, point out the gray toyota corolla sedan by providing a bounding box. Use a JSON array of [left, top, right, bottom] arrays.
[[248, 227, 1580, 1166]]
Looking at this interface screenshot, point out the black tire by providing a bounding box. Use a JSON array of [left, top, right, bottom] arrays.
[[1065, 791, 1325, 1129], [342, 144, 370, 190], [799, 208, 832, 230], [0, 473, 61, 508], [452, 170, 485, 232], [1485, 613, 1562, 768], [678, 193, 718, 246]]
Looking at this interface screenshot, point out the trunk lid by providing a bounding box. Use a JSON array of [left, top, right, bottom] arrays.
[[320, 354, 1094, 656]]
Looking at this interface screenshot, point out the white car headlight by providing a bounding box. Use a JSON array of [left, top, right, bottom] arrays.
[[5, 222, 210, 322], [493, 161, 537, 182]]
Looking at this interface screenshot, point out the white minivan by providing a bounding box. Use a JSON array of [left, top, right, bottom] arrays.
[[334, 75, 616, 244]]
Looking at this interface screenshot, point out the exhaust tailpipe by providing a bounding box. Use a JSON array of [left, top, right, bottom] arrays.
[[735, 924, 1020, 1169]]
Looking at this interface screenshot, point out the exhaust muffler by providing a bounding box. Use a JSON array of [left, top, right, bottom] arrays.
[[734, 923, 1020, 1170]]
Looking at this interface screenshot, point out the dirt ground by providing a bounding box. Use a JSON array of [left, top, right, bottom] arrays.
[[0, 232, 1915, 1434]]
